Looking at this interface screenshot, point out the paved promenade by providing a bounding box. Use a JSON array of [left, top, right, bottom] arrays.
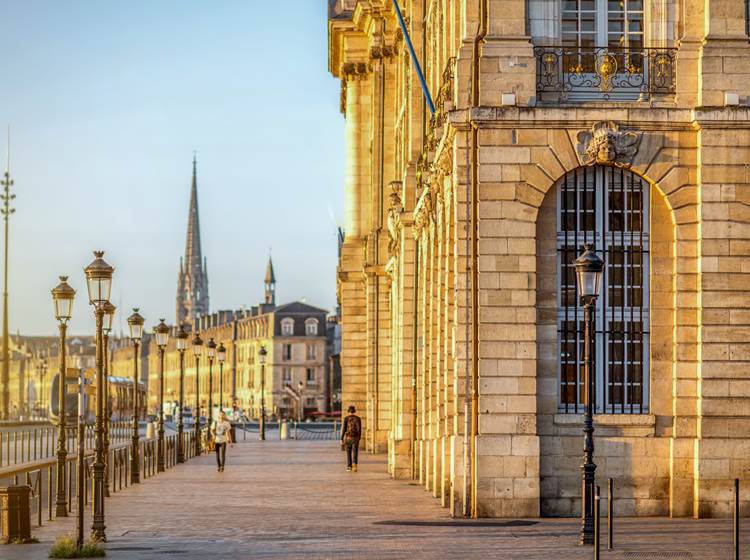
[[4, 440, 746, 559]]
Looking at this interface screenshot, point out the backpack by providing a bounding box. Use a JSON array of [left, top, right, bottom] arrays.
[[344, 415, 360, 439]]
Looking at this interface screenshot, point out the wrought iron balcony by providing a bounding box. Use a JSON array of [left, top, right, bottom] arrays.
[[534, 46, 676, 103]]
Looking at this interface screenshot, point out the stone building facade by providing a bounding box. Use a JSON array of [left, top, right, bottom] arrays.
[[328, 0, 750, 519], [111, 265, 332, 423], [6, 335, 95, 419]]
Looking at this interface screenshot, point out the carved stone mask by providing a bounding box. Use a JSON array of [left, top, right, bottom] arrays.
[[577, 121, 642, 168]]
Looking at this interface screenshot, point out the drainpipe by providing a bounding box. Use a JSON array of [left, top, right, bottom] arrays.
[[411, 242, 420, 478], [464, 0, 487, 519]]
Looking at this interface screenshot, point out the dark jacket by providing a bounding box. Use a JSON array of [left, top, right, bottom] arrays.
[[341, 414, 362, 443]]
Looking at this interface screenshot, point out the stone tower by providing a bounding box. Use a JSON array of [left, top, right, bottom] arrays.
[[176, 156, 209, 326], [264, 256, 276, 306]]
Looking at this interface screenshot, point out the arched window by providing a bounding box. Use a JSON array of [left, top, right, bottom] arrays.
[[305, 318, 319, 336], [281, 318, 294, 336], [557, 165, 649, 413]]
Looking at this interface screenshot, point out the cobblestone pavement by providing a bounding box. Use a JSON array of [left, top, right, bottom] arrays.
[[4, 440, 746, 559]]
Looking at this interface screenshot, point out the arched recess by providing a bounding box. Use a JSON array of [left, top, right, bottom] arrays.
[[535, 164, 676, 517]]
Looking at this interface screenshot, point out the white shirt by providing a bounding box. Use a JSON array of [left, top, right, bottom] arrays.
[[213, 420, 232, 443]]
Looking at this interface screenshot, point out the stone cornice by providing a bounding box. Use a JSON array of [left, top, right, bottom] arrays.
[[447, 106, 750, 132]]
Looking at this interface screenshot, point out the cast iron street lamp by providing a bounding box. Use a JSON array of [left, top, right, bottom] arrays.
[[84, 250, 114, 541], [192, 333, 203, 456], [217, 342, 226, 411], [101, 301, 115, 497], [76, 359, 85, 549], [51, 275, 75, 517], [206, 338, 216, 428], [574, 243, 604, 546], [259, 345, 267, 441], [154, 319, 170, 472], [127, 308, 144, 484], [176, 325, 188, 463]]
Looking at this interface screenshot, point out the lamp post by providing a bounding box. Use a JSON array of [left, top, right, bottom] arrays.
[[259, 345, 267, 441], [51, 275, 75, 518], [154, 319, 169, 472], [101, 301, 115, 497], [83, 250, 114, 542], [192, 333, 203, 456], [0, 152, 15, 421], [574, 243, 604, 546], [127, 309, 144, 484], [206, 338, 216, 429], [76, 359, 85, 549], [217, 343, 226, 412], [175, 325, 188, 463]]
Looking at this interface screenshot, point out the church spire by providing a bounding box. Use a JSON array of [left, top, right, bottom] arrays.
[[264, 255, 276, 306], [185, 153, 202, 265], [176, 154, 209, 325]]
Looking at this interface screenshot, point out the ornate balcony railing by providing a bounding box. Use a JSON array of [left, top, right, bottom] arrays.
[[534, 46, 677, 103]]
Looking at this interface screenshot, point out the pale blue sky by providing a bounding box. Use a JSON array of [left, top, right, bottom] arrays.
[[0, 1, 344, 335]]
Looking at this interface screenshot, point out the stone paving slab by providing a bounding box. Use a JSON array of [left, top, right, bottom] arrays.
[[3, 440, 747, 559]]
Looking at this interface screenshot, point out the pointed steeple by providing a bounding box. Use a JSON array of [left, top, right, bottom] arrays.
[[264, 255, 276, 306], [176, 154, 209, 325], [185, 154, 202, 265]]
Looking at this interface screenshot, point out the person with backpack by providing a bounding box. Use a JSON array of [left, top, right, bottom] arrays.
[[340, 405, 362, 472]]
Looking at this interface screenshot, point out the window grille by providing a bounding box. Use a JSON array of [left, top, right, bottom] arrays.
[[557, 165, 649, 413]]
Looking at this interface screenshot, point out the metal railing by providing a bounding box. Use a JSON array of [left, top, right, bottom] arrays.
[[0, 432, 193, 534], [0, 421, 131, 468], [534, 46, 676, 103], [289, 421, 339, 441]]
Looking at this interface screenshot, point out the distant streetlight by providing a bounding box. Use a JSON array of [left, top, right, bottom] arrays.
[[574, 243, 604, 546], [101, 301, 115, 497], [127, 308, 145, 484], [192, 333, 203, 456], [83, 250, 114, 542], [217, 342, 226, 412], [51, 275, 75, 518], [175, 325, 189, 463], [206, 338, 216, 428], [259, 345, 267, 441], [154, 319, 170, 472]]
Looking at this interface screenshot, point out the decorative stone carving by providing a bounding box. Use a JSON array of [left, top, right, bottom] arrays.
[[340, 62, 371, 80], [413, 187, 433, 236], [386, 182, 403, 258], [576, 121, 642, 168], [370, 45, 395, 60]]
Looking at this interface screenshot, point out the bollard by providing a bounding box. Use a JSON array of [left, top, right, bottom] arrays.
[[593, 485, 600, 560], [279, 421, 288, 440], [734, 478, 740, 560], [608, 478, 613, 550], [0, 485, 32, 543], [146, 422, 154, 440]]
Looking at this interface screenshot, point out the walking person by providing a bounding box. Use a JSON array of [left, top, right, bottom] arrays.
[[341, 405, 362, 472], [212, 410, 233, 472]]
